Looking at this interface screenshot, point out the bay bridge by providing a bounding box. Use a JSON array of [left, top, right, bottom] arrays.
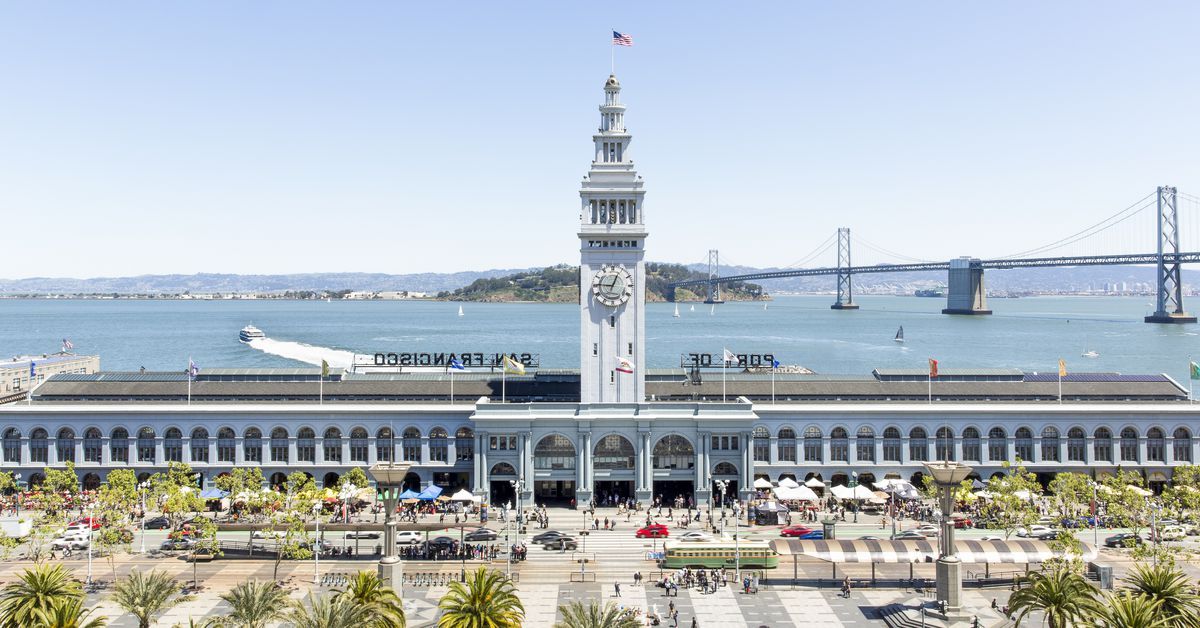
[[668, 186, 1200, 323]]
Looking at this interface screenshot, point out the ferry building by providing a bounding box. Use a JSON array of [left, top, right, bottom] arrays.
[[3, 75, 1198, 506]]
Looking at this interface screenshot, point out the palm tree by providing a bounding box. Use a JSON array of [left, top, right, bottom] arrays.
[[31, 597, 107, 628], [1008, 568, 1099, 628], [1122, 563, 1200, 627], [337, 571, 405, 628], [0, 564, 84, 628], [172, 619, 225, 628], [284, 593, 374, 628], [219, 580, 289, 628], [438, 567, 524, 628], [554, 600, 641, 628], [1089, 591, 1170, 628], [110, 569, 183, 628]]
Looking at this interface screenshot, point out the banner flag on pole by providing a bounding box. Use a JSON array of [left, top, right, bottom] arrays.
[[722, 348, 737, 364], [1191, 361, 1200, 380], [612, 31, 633, 46], [321, 360, 329, 378], [502, 355, 526, 375], [928, 358, 938, 379], [1058, 359, 1068, 378], [188, 358, 199, 380], [449, 358, 469, 372], [616, 357, 635, 374]]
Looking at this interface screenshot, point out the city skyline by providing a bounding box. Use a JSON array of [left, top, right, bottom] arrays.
[[2, 2, 1198, 279]]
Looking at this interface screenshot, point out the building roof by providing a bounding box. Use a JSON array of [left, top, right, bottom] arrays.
[[1, 354, 95, 372]]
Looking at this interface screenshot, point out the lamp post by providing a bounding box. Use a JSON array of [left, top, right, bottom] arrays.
[[715, 480, 727, 537], [13, 473, 21, 516], [312, 502, 322, 584], [923, 461, 973, 619], [137, 480, 150, 554], [367, 462, 412, 589], [850, 472, 859, 523], [506, 503, 514, 581], [84, 503, 93, 586]]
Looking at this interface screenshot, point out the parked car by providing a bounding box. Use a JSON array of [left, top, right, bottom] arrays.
[[143, 516, 170, 530], [677, 531, 713, 542], [344, 530, 382, 540], [531, 530, 567, 544], [796, 530, 824, 540], [464, 528, 498, 542], [1152, 526, 1186, 542], [542, 537, 578, 551], [1104, 533, 1143, 548], [635, 524, 669, 539], [395, 531, 423, 545], [891, 531, 927, 541], [160, 538, 195, 551], [779, 526, 815, 538], [1031, 529, 1063, 541], [50, 535, 89, 551], [68, 517, 102, 531], [950, 515, 973, 529], [1016, 525, 1051, 538]]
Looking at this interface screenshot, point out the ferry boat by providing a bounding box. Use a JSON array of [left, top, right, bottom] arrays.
[[239, 325, 265, 343]]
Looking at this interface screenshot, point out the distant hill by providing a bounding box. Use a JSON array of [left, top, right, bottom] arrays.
[[439, 263, 766, 303]]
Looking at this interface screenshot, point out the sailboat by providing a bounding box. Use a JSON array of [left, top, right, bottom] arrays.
[[709, 304, 715, 315], [690, 304, 695, 312], [458, 305, 464, 317], [1082, 336, 1098, 358], [762, 303, 768, 311], [673, 304, 680, 318], [893, 326, 905, 343]]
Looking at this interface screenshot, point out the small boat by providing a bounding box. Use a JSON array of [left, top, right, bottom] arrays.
[[1082, 350, 1099, 358], [894, 326, 905, 343], [709, 304, 715, 316], [673, 304, 680, 318], [239, 325, 265, 343], [690, 305, 695, 312], [762, 303, 768, 311], [325, 297, 331, 303], [458, 305, 464, 317]]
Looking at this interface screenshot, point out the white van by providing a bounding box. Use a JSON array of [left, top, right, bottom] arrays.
[[1157, 525, 1186, 542]]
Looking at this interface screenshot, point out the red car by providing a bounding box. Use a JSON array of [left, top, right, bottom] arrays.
[[635, 524, 669, 539], [952, 516, 973, 529], [69, 517, 102, 531], [779, 526, 815, 538]]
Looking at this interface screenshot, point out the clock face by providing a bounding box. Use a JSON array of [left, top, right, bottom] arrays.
[[591, 265, 633, 307]]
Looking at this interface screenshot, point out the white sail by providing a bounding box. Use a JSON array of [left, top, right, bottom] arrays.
[[458, 305, 464, 317], [673, 304, 680, 318], [690, 305, 695, 312]]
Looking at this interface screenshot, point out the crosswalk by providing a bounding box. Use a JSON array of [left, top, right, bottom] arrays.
[[518, 529, 662, 583]]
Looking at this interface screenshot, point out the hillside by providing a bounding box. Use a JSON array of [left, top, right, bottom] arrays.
[[437, 263, 767, 303]]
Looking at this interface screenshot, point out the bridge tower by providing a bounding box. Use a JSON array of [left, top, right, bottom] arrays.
[[1145, 186, 1196, 323], [704, 249, 724, 304], [830, 227, 859, 310], [941, 257, 992, 315]]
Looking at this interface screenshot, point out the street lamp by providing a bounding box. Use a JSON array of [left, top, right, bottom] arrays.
[[84, 503, 93, 586], [312, 502, 323, 585], [850, 472, 859, 523], [13, 473, 21, 516], [714, 480, 727, 537], [137, 480, 150, 554], [923, 460, 973, 619], [367, 462, 412, 589]]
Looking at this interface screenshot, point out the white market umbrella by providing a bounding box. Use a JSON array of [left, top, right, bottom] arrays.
[[753, 478, 774, 490], [774, 485, 819, 502], [851, 485, 875, 500], [829, 485, 853, 500], [778, 477, 801, 489], [804, 477, 825, 488], [449, 489, 476, 502], [1128, 486, 1153, 497]]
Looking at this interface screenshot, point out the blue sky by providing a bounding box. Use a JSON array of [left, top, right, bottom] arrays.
[[2, 2, 1197, 278]]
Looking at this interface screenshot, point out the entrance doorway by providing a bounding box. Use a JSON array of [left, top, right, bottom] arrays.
[[490, 481, 516, 508], [534, 480, 575, 505], [653, 480, 695, 506], [594, 480, 634, 504]]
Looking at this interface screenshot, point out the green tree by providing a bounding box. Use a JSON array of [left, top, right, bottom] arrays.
[[438, 567, 525, 628], [1121, 562, 1200, 628], [1047, 472, 1092, 521], [186, 515, 221, 590], [1162, 465, 1200, 522], [110, 569, 183, 628], [0, 472, 16, 495], [42, 463, 79, 496], [554, 601, 641, 628], [339, 468, 368, 492], [219, 580, 289, 628], [1102, 470, 1153, 539], [982, 461, 1041, 539], [284, 593, 373, 628], [215, 468, 265, 504], [0, 564, 83, 628], [338, 571, 406, 628], [1088, 591, 1169, 628], [31, 596, 108, 628], [1007, 567, 1099, 628], [151, 462, 205, 536]]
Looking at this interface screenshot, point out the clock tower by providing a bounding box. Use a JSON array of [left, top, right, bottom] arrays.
[[579, 74, 647, 403]]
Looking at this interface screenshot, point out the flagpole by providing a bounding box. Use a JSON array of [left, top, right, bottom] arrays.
[[1058, 372, 1062, 404], [502, 365, 506, 404], [723, 359, 727, 403], [927, 374, 931, 405], [319, 374, 324, 405], [771, 367, 775, 405], [450, 368, 455, 405], [610, 28, 614, 74]]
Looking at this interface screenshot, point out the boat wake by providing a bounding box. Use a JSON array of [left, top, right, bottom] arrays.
[[244, 337, 354, 369]]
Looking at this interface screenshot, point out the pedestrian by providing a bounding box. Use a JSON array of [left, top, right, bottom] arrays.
[[691, 618, 698, 628], [614, 581, 621, 597], [841, 576, 851, 598]]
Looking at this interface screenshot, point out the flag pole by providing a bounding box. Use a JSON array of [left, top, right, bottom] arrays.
[[450, 367, 455, 405], [610, 28, 614, 74], [771, 366, 776, 405], [502, 364, 506, 404], [927, 373, 932, 405], [319, 374, 324, 405], [723, 358, 727, 403]]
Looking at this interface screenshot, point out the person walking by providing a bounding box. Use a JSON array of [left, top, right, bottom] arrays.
[[841, 576, 852, 598], [614, 580, 621, 597]]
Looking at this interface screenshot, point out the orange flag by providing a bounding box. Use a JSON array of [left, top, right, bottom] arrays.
[[928, 358, 939, 379]]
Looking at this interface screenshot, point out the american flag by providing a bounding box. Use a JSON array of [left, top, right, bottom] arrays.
[[62, 338, 73, 350], [612, 31, 633, 46]]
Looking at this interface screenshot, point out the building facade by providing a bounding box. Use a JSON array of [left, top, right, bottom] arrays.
[[0, 354, 99, 405]]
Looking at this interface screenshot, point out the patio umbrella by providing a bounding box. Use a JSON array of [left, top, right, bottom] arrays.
[[450, 489, 476, 501], [804, 477, 825, 488], [778, 477, 801, 489], [1127, 486, 1153, 497], [753, 478, 774, 490], [851, 485, 875, 500]]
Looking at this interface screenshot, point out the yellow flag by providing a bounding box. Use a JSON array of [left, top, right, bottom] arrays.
[[321, 360, 329, 377], [502, 355, 526, 375], [1058, 359, 1067, 378]]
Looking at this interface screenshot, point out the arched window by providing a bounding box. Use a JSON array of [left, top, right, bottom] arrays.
[[593, 434, 635, 469], [271, 427, 289, 463], [56, 428, 75, 463], [988, 427, 1007, 462], [401, 427, 421, 462], [909, 427, 928, 462], [856, 427, 875, 462], [1094, 428, 1113, 463], [2, 428, 20, 463], [297, 427, 316, 463], [110, 427, 129, 464], [830, 427, 848, 462], [652, 435, 694, 470], [752, 426, 769, 462], [429, 427, 449, 463], [455, 427, 474, 461], [376, 428, 394, 462], [490, 462, 516, 476], [1067, 427, 1086, 462], [1041, 427, 1060, 462], [83, 428, 102, 463], [137, 427, 156, 463], [962, 427, 981, 462], [191, 428, 209, 463], [1120, 427, 1138, 462], [936, 427, 954, 461], [883, 427, 901, 462], [350, 427, 369, 463], [164, 427, 183, 462], [30, 428, 48, 464], [1174, 428, 1192, 462], [217, 428, 236, 463], [1014, 427, 1033, 462], [1147, 427, 1164, 462], [777, 428, 797, 462], [535, 434, 577, 470], [243, 427, 262, 464], [803, 427, 822, 462], [324, 428, 342, 463], [713, 461, 738, 476]]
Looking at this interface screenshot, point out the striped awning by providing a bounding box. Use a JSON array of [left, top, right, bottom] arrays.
[[768, 539, 1096, 564]]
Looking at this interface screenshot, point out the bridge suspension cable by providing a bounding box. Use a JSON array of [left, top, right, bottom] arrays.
[[779, 232, 838, 269], [995, 191, 1157, 259], [853, 235, 934, 264]]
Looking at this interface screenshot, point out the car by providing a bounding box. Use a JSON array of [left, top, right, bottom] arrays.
[[251, 530, 288, 540], [796, 530, 824, 540], [1152, 526, 1186, 542], [69, 517, 102, 531], [973, 518, 998, 529], [891, 531, 927, 540], [1104, 533, 1144, 548], [464, 528, 498, 542], [677, 531, 713, 542], [160, 538, 195, 551], [186, 547, 216, 562], [635, 524, 669, 539], [980, 535, 1004, 541], [50, 535, 89, 551], [395, 531, 422, 545], [950, 515, 973, 529], [1016, 525, 1051, 538], [344, 530, 382, 540], [1031, 529, 1063, 541], [914, 524, 940, 536], [779, 526, 815, 538], [858, 535, 884, 541], [143, 516, 170, 530], [426, 536, 456, 548], [531, 530, 567, 544], [63, 523, 94, 537], [542, 537, 578, 550]]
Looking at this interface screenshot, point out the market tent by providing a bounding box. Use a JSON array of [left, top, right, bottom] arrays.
[[829, 485, 853, 500], [769, 538, 1097, 564], [774, 485, 819, 501], [199, 488, 229, 500], [753, 478, 774, 490], [449, 489, 476, 502], [851, 485, 875, 500], [804, 477, 825, 489], [398, 489, 422, 500], [417, 485, 443, 500], [778, 477, 801, 489], [1128, 486, 1153, 497]]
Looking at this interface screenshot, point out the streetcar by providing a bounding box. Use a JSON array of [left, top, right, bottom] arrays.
[[660, 540, 779, 569]]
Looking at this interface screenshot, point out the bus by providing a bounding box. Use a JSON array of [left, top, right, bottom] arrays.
[[661, 540, 779, 570]]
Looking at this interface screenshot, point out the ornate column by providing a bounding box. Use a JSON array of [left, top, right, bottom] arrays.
[[155, 437, 165, 466], [288, 437, 298, 466], [101, 437, 111, 465], [420, 436, 431, 464], [901, 437, 911, 465], [182, 437, 192, 464], [694, 432, 708, 499], [1138, 437, 1147, 465], [20, 437, 29, 465], [1164, 436, 1175, 465], [315, 437, 326, 465], [341, 439, 351, 466], [1085, 437, 1095, 465], [367, 437, 378, 465], [768, 436, 779, 465]]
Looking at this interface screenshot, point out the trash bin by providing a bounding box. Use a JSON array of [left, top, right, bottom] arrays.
[[1092, 563, 1114, 590]]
